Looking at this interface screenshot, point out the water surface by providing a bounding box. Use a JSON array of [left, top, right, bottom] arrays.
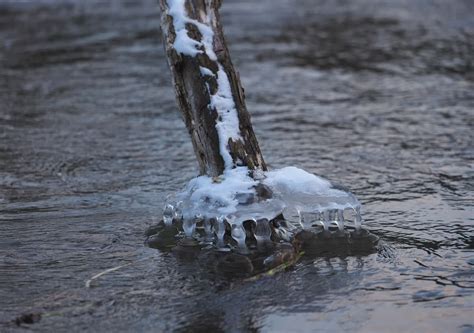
[[0, 0, 473, 332]]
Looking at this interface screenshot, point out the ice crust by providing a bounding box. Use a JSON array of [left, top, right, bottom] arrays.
[[264, 167, 361, 227], [163, 166, 363, 251], [180, 167, 257, 217]]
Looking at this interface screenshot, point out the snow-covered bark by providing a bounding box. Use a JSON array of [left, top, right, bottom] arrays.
[[159, 0, 266, 176]]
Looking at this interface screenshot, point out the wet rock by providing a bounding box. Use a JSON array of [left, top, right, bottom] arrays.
[[349, 228, 380, 252], [144, 223, 164, 237], [215, 253, 254, 277], [171, 238, 202, 261], [145, 225, 179, 251], [263, 243, 299, 269], [15, 313, 41, 326], [295, 228, 379, 257]]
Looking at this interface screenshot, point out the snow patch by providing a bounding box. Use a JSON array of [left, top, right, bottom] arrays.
[[167, 0, 202, 56], [211, 65, 242, 169], [200, 66, 214, 77], [264, 167, 332, 194]]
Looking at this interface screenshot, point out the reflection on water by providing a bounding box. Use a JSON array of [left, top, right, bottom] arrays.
[[0, 0, 473, 331]]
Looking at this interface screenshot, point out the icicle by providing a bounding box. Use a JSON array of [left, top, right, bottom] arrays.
[[337, 209, 345, 231], [322, 210, 330, 231], [173, 201, 183, 222], [214, 215, 226, 248], [183, 216, 196, 237], [254, 218, 272, 246], [328, 209, 337, 228], [163, 204, 174, 226], [355, 206, 362, 230], [314, 211, 321, 228], [228, 216, 248, 253], [203, 218, 213, 236], [343, 208, 355, 227], [298, 210, 312, 230]]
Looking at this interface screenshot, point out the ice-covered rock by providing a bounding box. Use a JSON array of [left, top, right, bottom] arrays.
[[162, 166, 363, 253]]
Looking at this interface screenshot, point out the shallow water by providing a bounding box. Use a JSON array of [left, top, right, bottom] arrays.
[[0, 0, 473, 332]]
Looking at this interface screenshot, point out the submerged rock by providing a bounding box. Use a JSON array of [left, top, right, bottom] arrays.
[[294, 228, 379, 257], [215, 254, 254, 277], [145, 166, 379, 277], [145, 223, 379, 279]]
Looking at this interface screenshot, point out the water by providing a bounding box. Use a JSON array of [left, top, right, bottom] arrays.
[[0, 0, 473, 331]]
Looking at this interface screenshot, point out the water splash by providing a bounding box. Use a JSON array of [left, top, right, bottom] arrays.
[[162, 166, 363, 253]]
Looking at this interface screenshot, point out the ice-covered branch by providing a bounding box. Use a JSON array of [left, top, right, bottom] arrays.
[[158, 1, 369, 256]]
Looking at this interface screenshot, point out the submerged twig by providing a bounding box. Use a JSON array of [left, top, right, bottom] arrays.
[[244, 251, 304, 282], [85, 263, 132, 288]]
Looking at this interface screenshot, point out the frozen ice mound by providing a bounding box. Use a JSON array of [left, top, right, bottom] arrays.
[[162, 166, 363, 253], [263, 167, 362, 231]]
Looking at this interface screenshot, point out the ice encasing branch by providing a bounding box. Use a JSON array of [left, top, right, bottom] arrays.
[[159, 0, 266, 177]]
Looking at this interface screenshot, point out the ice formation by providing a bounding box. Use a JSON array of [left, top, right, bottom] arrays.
[[162, 1, 364, 253], [163, 166, 363, 253]]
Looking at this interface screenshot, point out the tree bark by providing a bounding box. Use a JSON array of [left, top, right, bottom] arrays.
[[159, 0, 266, 177]]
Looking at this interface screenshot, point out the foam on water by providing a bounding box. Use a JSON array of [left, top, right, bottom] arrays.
[[162, 166, 363, 252]]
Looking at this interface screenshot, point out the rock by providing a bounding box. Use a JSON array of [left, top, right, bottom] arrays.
[[15, 313, 41, 326], [215, 253, 254, 277]]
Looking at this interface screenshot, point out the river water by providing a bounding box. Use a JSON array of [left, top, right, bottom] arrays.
[[0, 0, 473, 332]]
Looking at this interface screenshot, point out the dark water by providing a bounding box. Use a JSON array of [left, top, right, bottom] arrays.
[[1, 0, 473, 332]]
